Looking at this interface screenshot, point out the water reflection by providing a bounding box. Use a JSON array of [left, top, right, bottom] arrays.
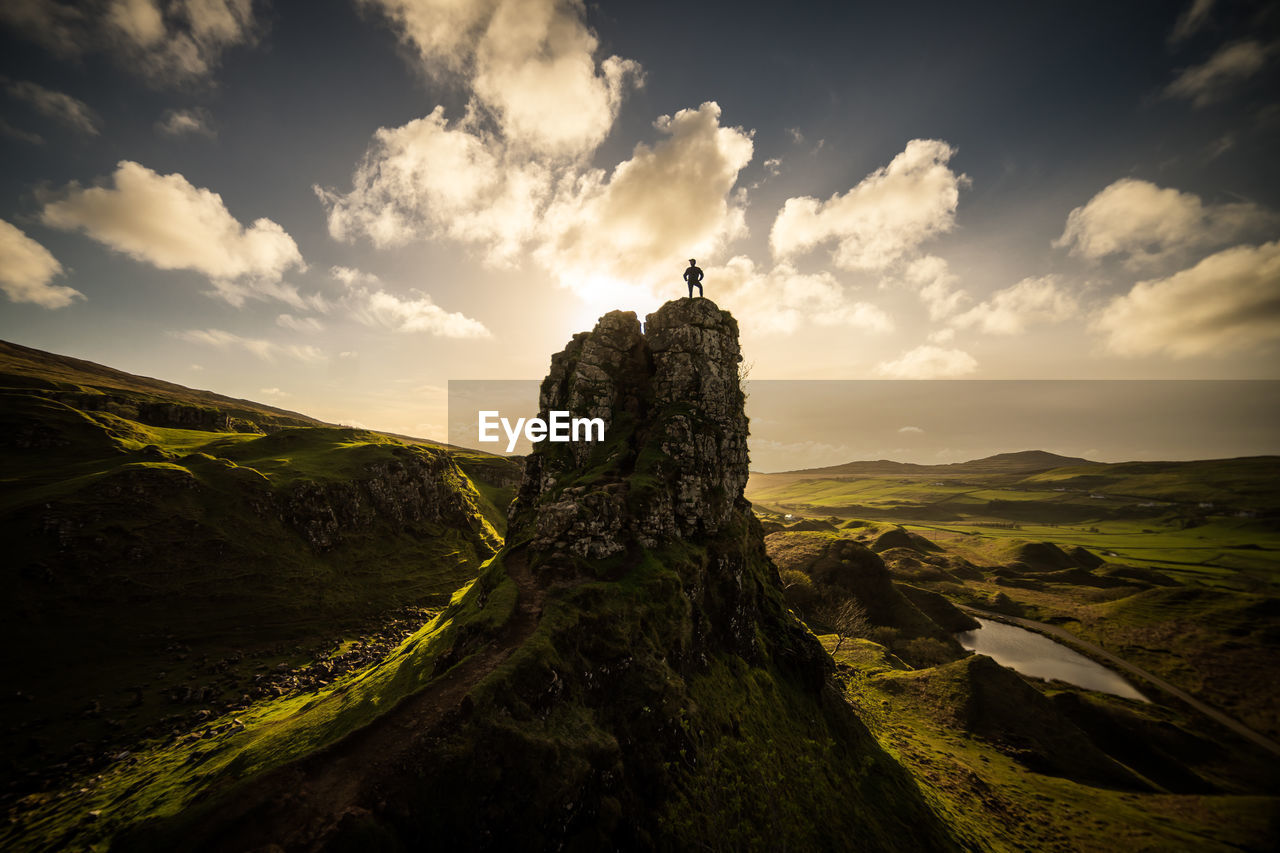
[[956, 618, 1148, 702]]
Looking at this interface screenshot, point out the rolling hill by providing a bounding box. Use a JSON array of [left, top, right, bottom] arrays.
[[0, 339, 521, 794]]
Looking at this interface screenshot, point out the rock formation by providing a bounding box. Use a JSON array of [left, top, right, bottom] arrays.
[[93, 299, 957, 852], [513, 297, 749, 561]]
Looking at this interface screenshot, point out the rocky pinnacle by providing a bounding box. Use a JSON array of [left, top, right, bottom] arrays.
[[511, 297, 750, 565]]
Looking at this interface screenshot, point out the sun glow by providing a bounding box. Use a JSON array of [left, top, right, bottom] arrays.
[[568, 274, 666, 332]]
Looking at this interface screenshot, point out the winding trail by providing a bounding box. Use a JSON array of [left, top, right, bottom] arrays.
[[960, 605, 1280, 759], [173, 548, 546, 852]]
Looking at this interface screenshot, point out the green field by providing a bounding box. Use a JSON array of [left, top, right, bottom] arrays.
[[750, 451, 1280, 748]]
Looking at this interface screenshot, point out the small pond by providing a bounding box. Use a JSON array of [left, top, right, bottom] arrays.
[[956, 618, 1148, 702]]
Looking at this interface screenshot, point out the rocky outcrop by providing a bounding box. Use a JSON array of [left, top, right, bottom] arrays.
[[280, 446, 495, 553], [512, 297, 749, 563]]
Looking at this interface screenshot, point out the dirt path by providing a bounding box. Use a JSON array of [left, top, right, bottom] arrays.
[[960, 605, 1280, 759], [174, 548, 545, 852]]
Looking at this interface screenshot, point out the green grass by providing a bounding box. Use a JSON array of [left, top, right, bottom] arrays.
[[830, 637, 1279, 851], [3, 557, 516, 851]]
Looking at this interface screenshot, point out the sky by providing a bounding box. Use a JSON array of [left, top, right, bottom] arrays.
[[1, 0, 1279, 452]]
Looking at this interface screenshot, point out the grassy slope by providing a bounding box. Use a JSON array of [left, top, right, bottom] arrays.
[[828, 637, 1278, 852], [5, 564, 504, 850], [0, 339, 321, 430], [0, 349, 520, 791], [5, 529, 954, 851]]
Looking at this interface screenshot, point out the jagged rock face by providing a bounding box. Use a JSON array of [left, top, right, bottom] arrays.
[[280, 447, 490, 552], [512, 298, 748, 563]]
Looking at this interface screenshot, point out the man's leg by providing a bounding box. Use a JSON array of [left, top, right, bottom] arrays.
[[688, 282, 694, 298], [695, 282, 703, 297]]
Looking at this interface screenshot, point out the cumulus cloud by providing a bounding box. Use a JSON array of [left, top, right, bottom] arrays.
[[538, 102, 753, 290], [5, 80, 100, 134], [362, 0, 638, 157], [321, 100, 755, 300], [897, 425, 924, 435], [156, 106, 214, 137], [1054, 178, 1269, 266], [1166, 40, 1270, 107], [332, 267, 490, 338], [41, 160, 304, 306], [316, 106, 549, 262], [1, 0, 258, 84], [770, 139, 967, 270], [0, 218, 82, 308], [951, 275, 1077, 334], [876, 344, 978, 379], [172, 328, 326, 362], [903, 254, 969, 320], [708, 255, 892, 336], [1093, 240, 1280, 357]]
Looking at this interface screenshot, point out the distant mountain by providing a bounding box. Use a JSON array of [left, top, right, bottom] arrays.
[[759, 449, 1093, 480]]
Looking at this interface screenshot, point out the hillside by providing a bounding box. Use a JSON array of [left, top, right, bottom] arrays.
[[0, 339, 324, 433], [0, 342, 520, 795]]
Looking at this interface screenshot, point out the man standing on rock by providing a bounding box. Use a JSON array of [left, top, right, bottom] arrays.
[[684, 259, 704, 298]]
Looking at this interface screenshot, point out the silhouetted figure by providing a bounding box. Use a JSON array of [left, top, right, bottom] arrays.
[[684, 259, 704, 298]]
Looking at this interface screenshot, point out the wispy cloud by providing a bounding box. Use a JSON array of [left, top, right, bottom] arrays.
[[1165, 40, 1271, 107], [1169, 0, 1216, 45], [276, 313, 325, 333], [332, 267, 490, 338], [5, 80, 100, 135], [172, 328, 326, 363], [0, 117, 43, 145]]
